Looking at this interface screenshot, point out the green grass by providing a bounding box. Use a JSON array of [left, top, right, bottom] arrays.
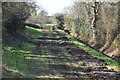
[[66, 33, 120, 71], [3, 26, 39, 77], [24, 26, 52, 76], [56, 30, 120, 71], [3, 25, 119, 78], [3, 40, 36, 78], [45, 24, 66, 27], [25, 26, 42, 37], [45, 24, 56, 26], [26, 26, 120, 71]]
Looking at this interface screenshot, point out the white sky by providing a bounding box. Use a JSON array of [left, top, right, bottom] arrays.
[[36, 0, 74, 16]]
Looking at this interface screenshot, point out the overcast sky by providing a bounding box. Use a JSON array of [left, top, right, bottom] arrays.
[[36, 0, 74, 16]]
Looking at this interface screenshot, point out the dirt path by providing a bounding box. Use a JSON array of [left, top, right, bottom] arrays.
[[25, 30, 119, 79]]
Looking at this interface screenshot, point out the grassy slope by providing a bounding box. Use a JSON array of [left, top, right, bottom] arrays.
[[3, 26, 43, 78], [45, 24, 56, 26], [25, 27, 120, 72], [25, 26, 42, 37], [3, 26, 119, 78], [3, 42, 35, 77], [45, 24, 66, 26], [24, 27, 90, 78], [59, 30, 120, 72]]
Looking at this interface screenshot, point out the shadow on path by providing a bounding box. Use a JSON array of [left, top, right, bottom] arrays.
[[25, 30, 119, 79]]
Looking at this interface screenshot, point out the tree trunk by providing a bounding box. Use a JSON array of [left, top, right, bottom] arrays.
[[100, 2, 119, 53], [106, 48, 119, 57], [89, 1, 99, 46], [99, 30, 118, 53]]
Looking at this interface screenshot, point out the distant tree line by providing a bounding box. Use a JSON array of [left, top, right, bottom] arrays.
[[26, 9, 50, 28]]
